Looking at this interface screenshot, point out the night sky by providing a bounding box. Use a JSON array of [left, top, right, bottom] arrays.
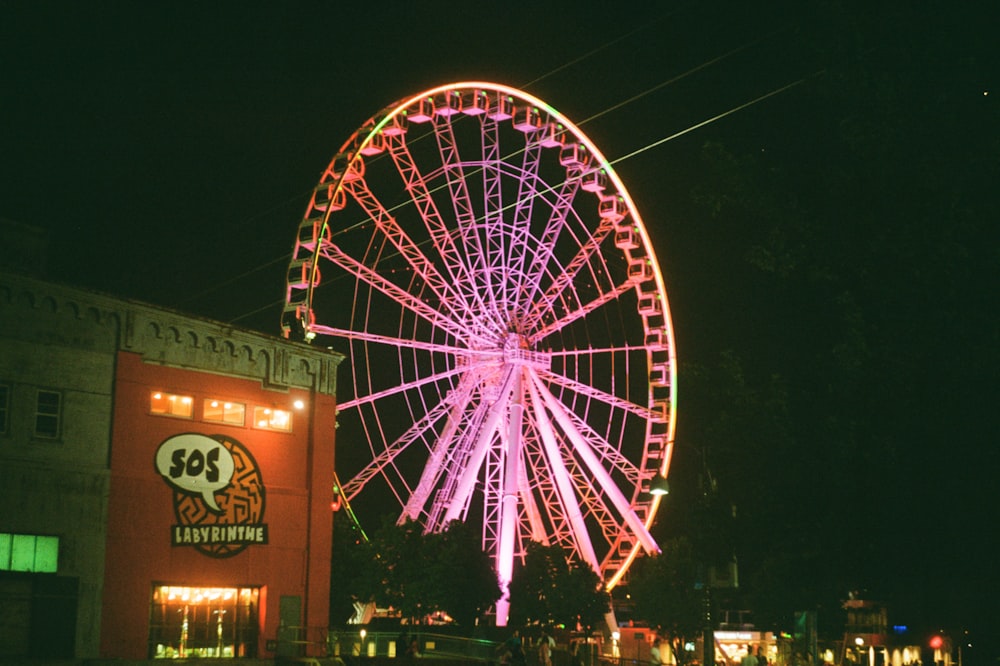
[[2, 0, 996, 651]]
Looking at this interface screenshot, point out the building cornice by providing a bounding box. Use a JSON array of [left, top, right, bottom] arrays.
[[0, 271, 342, 396]]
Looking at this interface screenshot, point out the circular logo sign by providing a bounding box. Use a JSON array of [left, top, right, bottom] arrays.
[[155, 433, 267, 558]]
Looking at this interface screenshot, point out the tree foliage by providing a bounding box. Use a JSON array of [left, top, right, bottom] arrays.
[[329, 512, 375, 625], [342, 516, 501, 626], [508, 541, 610, 631], [433, 520, 504, 627], [629, 538, 703, 641]]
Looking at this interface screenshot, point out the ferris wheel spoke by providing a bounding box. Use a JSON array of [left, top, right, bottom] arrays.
[[317, 240, 475, 344], [432, 114, 500, 323], [523, 215, 618, 331], [341, 177, 478, 327], [525, 374, 601, 570], [481, 115, 506, 316], [536, 379, 644, 484], [385, 131, 503, 331], [404, 373, 484, 524], [337, 363, 467, 412], [515, 435, 549, 544], [529, 279, 635, 345], [504, 140, 544, 310], [548, 342, 657, 358], [537, 365, 656, 424], [308, 324, 473, 359], [518, 173, 583, 317], [529, 368, 658, 554], [442, 366, 519, 526], [564, 414, 641, 486], [514, 406, 621, 558], [341, 396, 455, 501]]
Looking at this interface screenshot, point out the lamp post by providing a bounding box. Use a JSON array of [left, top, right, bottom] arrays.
[[648, 441, 734, 666], [702, 586, 714, 666]]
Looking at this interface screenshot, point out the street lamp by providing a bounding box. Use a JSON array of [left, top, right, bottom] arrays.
[[649, 475, 671, 496], [652, 442, 733, 666]]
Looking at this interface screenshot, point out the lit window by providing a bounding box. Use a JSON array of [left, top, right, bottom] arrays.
[[0, 383, 8, 434], [35, 389, 61, 438], [0, 533, 59, 573], [203, 399, 246, 426], [252, 406, 292, 432], [150, 391, 194, 418]]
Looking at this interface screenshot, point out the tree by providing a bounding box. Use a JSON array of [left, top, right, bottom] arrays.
[[433, 520, 503, 626], [329, 511, 374, 625], [629, 538, 703, 642], [549, 559, 610, 633], [508, 541, 610, 630], [353, 516, 501, 625], [364, 516, 433, 622]]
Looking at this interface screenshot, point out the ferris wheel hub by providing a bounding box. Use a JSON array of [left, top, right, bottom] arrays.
[[502, 334, 549, 370]]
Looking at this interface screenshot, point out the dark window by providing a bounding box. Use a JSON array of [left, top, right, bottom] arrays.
[[35, 390, 61, 438], [0, 384, 8, 434]]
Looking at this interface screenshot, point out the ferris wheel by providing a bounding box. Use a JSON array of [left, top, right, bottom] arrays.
[[282, 82, 677, 624]]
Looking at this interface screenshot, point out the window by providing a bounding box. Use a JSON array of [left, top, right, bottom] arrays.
[[0, 533, 59, 573], [150, 391, 194, 418], [0, 383, 8, 434], [35, 389, 61, 438], [252, 406, 292, 432], [203, 399, 246, 426]]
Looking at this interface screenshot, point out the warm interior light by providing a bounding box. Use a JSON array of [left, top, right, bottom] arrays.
[[252, 405, 292, 431]]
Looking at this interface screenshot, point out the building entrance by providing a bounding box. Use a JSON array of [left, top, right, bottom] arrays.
[[148, 585, 259, 658]]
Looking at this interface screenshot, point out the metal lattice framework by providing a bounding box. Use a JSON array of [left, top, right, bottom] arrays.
[[282, 82, 677, 625]]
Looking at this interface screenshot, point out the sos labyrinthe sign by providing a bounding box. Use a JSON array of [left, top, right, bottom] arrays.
[[154, 433, 268, 558]]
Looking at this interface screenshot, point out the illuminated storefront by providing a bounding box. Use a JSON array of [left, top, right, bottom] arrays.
[[713, 630, 777, 665], [149, 586, 260, 659]]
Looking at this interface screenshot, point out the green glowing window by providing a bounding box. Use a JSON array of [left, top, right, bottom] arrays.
[[203, 398, 246, 426], [0, 533, 59, 573], [35, 389, 61, 438]]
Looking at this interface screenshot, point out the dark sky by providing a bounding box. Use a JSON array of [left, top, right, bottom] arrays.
[[0, 1, 823, 327], [2, 0, 996, 648]]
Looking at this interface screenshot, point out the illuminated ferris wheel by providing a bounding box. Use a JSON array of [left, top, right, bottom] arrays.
[[282, 82, 677, 624]]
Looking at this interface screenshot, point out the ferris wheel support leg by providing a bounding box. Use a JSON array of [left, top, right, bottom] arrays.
[[495, 370, 525, 627]]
